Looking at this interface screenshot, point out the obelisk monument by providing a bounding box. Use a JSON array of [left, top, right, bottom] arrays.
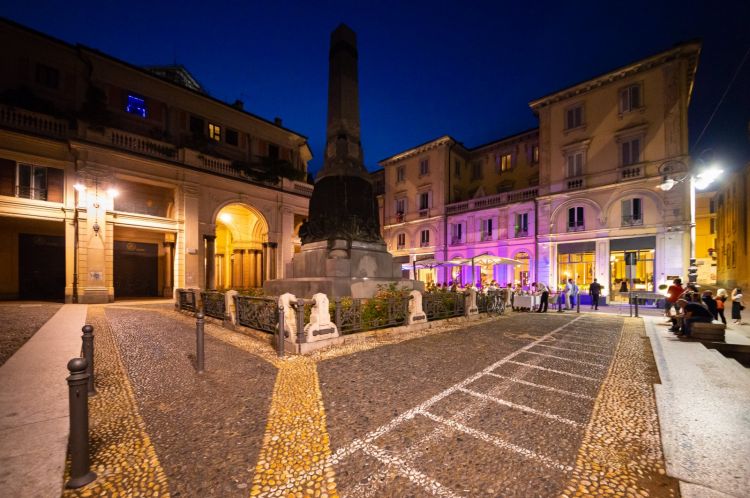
[[264, 24, 422, 298]]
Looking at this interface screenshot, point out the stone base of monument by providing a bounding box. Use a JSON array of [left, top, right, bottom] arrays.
[[265, 239, 424, 298]]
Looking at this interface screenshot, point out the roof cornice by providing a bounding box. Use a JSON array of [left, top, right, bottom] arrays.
[[379, 135, 459, 166]]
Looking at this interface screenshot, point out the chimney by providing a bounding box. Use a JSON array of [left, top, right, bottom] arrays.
[[274, 117, 283, 126], [232, 99, 244, 110]]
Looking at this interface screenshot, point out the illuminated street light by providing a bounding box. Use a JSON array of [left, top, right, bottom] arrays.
[[106, 187, 119, 198], [73, 183, 86, 192]]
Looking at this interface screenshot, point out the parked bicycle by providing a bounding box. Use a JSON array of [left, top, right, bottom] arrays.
[[487, 291, 506, 316]]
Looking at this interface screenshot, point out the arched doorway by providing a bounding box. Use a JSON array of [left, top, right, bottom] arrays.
[[514, 251, 531, 289], [213, 204, 268, 290]]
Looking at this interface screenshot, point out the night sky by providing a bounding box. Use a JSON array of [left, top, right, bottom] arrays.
[[3, 0, 749, 176]]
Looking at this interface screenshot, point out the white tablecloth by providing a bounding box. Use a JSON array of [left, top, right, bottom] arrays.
[[514, 295, 538, 310]]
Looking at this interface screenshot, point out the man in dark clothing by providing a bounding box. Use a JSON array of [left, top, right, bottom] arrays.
[[589, 279, 602, 310], [679, 300, 714, 337], [701, 291, 718, 320], [534, 282, 549, 312]]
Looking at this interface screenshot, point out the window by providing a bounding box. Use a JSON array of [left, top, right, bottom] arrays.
[[395, 198, 406, 216], [419, 158, 429, 176], [451, 223, 463, 244], [208, 123, 222, 142], [226, 129, 239, 146], [420, 229, 430, 247], [268, 144, 280, 159], [515, 213, 529, 237], [454, 159, 461, 178], [497, 153, 512, 173], [531, 145, 539, 164], [13, 163, 63, 202], [396, 166, 405, 183], [709, 198, 716, 213], [189, 115, 204, 135], [35, 63, 59, 89], [710, 218, 716, 234], [568, 206, 584, 231], [481, 218, 493, 240], [565, 104, 584, 130], [418, 192, 429, 211], [397, 233, 406, 249], [125, 94, 147, 118], [471, 161, 482, 180], [621, 137, 641, 166], [566, 151, 584, 178], [619, 84, 642, 113], [621, 198, 643, 226]]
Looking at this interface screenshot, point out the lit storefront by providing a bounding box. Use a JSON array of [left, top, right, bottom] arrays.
[[609, 236, 656, 295], [513, 251, 531, 287], [557, 242, 596, 290]]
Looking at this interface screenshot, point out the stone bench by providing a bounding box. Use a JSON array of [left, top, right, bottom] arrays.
[[691, 322, 726, 342]]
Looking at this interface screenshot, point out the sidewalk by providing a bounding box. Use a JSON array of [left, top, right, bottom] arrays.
[[0, 304, 88, 497], [643, 315, 750, 498]]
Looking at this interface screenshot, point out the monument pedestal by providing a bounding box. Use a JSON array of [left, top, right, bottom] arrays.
[[264, 239, 423, 298]]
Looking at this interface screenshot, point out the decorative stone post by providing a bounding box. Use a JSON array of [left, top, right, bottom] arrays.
[[225, 290, 238, 327], [304, 293, 338, 342], [278, 293, 298, 341], [407, 290, 427, 325], [466, 288, 479, 316]]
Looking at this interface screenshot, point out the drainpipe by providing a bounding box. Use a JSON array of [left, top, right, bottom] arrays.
[[444, 142, 453, 284]]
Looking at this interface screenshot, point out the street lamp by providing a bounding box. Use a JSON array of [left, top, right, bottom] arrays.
[[658, 162, 723, 284]]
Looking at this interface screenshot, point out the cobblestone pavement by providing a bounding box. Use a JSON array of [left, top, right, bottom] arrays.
[[0, 301, 62, 366], [64, 307, 675, 497]]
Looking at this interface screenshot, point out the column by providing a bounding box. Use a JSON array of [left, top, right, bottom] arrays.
[[204, 235, 216, 290], [243, 250, 253, 288], [163, 240, 175, 297], [232, 249, 243, 288], [255, 250, 262, 286]]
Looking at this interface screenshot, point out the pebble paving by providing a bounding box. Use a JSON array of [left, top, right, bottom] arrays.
[[0, 301, 62, 366], [60, 306, 676, 497]]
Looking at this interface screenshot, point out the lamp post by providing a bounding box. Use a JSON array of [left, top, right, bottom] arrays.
[[659, 163, 722, 284]]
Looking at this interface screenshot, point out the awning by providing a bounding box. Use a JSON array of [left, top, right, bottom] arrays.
[[471, 252, 523, 266]]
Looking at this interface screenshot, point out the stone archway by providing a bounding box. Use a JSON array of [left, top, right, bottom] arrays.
[[212, 203, 269, 290]]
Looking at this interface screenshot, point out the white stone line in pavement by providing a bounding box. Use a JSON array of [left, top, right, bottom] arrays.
[[285, 316, 586, 493], [532, 343, 610, 358], [346, 466, 394, 498], [419, 411, 573, 472], [521, 350, 609, 368], [360, 442, 464, 498], [485, 373, 595, 400], [457, 387, 584, 427], [545, 337, 610, 349], [505, 360, 601, 381]]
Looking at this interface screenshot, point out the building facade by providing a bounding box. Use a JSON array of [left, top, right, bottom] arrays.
[[0, 19, 313, 303], [381, 42, 701, 298], [715, 162, 750, 290]]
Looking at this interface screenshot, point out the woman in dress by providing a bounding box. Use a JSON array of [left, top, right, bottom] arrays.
[[731, 288, 744, 324]]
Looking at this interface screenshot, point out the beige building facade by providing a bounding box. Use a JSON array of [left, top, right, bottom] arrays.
[[0, 19, 312, 303], [715, 162, 750, 290]]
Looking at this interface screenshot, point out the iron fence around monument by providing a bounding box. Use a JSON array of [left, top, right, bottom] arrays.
[[201, 291, 226, 320], [423, 292, 465, 320], [333, 296, 410, 334], [234, 295, 279, 333], [176, 289, 197, 312]]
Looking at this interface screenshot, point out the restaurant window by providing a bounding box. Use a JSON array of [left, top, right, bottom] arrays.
[[557, 250, 595, 290], [514, 251, 531, 288]]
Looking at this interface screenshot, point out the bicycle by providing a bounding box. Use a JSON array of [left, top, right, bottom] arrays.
[[487, 291, 506, 316]]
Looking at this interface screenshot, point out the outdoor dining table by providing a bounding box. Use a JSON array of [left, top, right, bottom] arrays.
[[513, 294, 538, 311]]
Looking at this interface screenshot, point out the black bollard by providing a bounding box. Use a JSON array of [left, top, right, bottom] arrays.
[[576, 292, 580, 314], [557, 293, 563, 313], [277, 305, 285, 358], [66, 358, 96, 488], [81, 325, 96, 396], [195, 312, 205, 373], [634, 294, 639, 318]]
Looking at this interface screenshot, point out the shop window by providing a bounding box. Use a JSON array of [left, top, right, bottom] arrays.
[[557, 251, 595, 290], [125, 94, 147, 118], [610, 248, 654, 295], [567, 206, 584, 231], [621, 198, 643, 226]]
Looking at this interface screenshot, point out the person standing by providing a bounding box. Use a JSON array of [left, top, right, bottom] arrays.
[[665, 278, 684, 317], [564, 279, 574, 309], [716, 288, 728, 325], [701, 290, 718, 321], [731, 288, 744, 324], [589, 279, 602, 310], [535, 282, 549, 313]]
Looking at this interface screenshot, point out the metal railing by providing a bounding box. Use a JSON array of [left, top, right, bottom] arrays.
[[445, 187, 539, 215], [234, 295, 279, 333], [15, 186, 48, 200], [176, 289, 198, 312], [201, 291, 226, 320], [333, 296, 410, 334], [423, 292, 465, 320]]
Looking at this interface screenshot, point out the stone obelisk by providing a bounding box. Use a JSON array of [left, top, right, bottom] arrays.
[[264, 24, 422, 298]]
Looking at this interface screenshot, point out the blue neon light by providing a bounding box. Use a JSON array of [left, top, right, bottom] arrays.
[[125, 94, 147, 118]]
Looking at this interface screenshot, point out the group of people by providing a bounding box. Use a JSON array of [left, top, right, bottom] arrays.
[[664, 277, 745, 338]]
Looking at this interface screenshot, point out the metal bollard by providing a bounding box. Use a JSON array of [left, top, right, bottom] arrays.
[[277, 305, 285, 358], [576, 292, 580, 314], [195, 312, 205, 373], [81, 325, 96, 396], [557, 293, 563, 313], [296, 298, 306, 345], [629, 291, 633, 317], [66, 358, 96, 488], [634, 294, 639, 318]]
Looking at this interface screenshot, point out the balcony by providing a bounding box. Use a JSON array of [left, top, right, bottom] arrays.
[[0, 105, 69, 138], [619, 165, 644, 180], [418, 208, 429, 218], [420, 241, 431, 248], [445, 186, 539, 215], [515, 230, 529, 238], [450, 236, 464, 246], [566, 177, 585, 190], [567, 224, 585, 232], [621, 215, 644, 227]]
